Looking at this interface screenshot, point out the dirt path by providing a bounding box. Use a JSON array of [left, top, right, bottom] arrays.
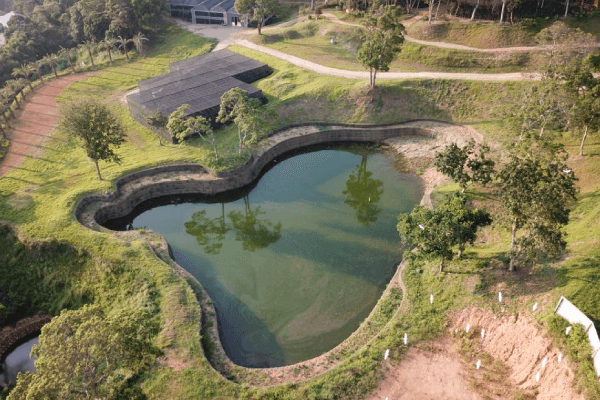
[[234, 39, 540, 81], [321, 11, 552, 53], [0, 74, 92, 177]]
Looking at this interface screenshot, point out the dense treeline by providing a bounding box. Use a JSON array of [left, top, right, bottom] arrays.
[[0, 0, 165, 86]]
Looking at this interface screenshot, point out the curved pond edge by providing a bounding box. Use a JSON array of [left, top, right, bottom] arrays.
[[0, 313, 50, 362], [74, 120, 449, 386]]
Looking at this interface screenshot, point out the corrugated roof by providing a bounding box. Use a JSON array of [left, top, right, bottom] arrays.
[[128, 50, 271, 118]]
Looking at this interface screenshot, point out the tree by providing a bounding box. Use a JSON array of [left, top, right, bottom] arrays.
[[35, 60, 46, 85], [234, 0, 280, 35], [166, 104, 219, 159], [228, 196, 282, 251], [562, 59, 600, 157], [217, 88, 271, 155], [58, 99, 126, 180], [8, 304, 159, 400], [12, 64, 36, 92], [60, 46, 78, 74], [80, 40, 98, 69], [117, 35, 134, 61], [132, 32, 148, 56], [496, 150, 577, 272], [5, 79, 24, 109], [185, 205, 232, 254], [1, 89, 17, 119], [397, 192, 491, 272], [42, 54, 61, 79], [356, 6, 404, 88], [434, 139, 495, 193], [100, 36, 117, 64]]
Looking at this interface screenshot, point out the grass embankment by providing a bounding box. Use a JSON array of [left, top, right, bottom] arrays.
[[249, 19, 549, 72], [406, 16, 600, 47], [1, 19, 600, 398]]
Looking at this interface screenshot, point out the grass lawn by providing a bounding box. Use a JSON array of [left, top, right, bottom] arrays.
[[249, 18, 550, 73], [1, 18, 600, 400]]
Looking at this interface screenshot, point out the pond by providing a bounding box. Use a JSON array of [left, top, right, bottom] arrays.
[[0, 336, 37, 387], [104, 144, 423, 367]]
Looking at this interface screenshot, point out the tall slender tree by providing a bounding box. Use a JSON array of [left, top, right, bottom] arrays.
[[59, 47, 78, 74], [42, 54, 61, 79], [100, 37, 117, 64], [80, 40, 98, 69], [357, 6, 404, 88], [117, 36, 134, 61], [132, 32, 149, 56], [12, 64, 36, 92], [34, 60, 46, 85]]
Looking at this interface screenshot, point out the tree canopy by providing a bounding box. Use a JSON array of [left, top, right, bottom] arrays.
[[397, 192, 491, 272], [434, 139, 495, 192], [496, 149, 578, 271], [357, 6, 404, 88], [234, 0, 279, 35], [58, 98, 126, 180]]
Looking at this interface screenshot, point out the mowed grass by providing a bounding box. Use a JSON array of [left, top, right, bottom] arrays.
[[249, 18, 548, 72]]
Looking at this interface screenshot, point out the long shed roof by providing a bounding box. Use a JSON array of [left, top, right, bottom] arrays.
[[127, 49, 271, 119]]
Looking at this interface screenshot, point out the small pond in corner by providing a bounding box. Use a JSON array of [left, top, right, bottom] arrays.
[[104, 144, 423, 367], [1, 336, 37, 386]]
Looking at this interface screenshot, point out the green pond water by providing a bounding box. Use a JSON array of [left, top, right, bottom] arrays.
[[106, 145, 423, 367]]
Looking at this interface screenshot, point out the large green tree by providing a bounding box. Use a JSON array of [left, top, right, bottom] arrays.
[[58, 99, 126, 180], [496, 150, 577, 272], [434, 139, 495, 193], [8, 303, 159, 400], [397, 192, 491, 273], [343, 154, 384, 226], [167, 104, 219, 159], [356, 6, 404, 88], [234, 0, 279, 35], [217, 88, 271, 155]]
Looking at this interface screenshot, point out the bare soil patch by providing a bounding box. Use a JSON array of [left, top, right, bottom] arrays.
[[368, 307, 583, 400], [366, 339, 480, 400]]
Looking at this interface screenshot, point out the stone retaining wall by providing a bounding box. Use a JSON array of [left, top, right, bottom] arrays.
[[75, 122, 435, 229], [0, 314, 51, 361]]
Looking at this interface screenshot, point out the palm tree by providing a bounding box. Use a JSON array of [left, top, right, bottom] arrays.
[[12, 64, 35, 92], [59, 47, 78, 74], [42, 54, 61, 79], [34, 60, 46, 85], [132, 32, 149, 57], [4, 79, 24, 109], [117, 36, 134, 61], [0, 89, 16, 120], [100, 37, 117, 64], [15, 78, 30, 99], [80, 40, 97, 69]]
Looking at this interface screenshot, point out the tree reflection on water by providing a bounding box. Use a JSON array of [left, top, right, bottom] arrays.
[[184, 196, 281, 253], [343, 154, 384, 226]]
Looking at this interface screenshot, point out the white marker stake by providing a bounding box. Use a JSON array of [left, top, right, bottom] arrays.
[[542, 357, 547, 368], [566, 326, 572, 335], [532, 302, 538, 312], [476, 360, 481, 370], [498, 292, 503, 302], [430, 294, 434, 304], [384, 349, 390, 360], [558, 353, 563, 363], [466, 323, 471, 333], [404, 332, 408, 345], [535, 372, 540, 383], [481, 329, 485, 340], [418, 224, 425, 230]]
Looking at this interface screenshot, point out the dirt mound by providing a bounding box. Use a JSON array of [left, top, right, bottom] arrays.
[[368, 307, 584, 400], [452, 307, 584, 400], [366, 339, 480, 400]]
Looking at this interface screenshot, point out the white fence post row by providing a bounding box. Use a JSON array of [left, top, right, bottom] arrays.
[[554, 296, 600, 380]]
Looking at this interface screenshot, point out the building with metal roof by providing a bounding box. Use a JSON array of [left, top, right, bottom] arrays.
[[126, 49, 272, 132], [169, 0, 246, 26]]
